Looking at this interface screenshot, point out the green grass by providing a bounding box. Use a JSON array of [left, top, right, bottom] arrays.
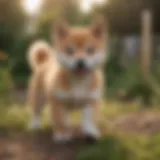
[[0, 67, 11, 91], [0, 66, 12, 105], [0, 100, 143, 132], [0, 99, 158, 131], [77, 134, 160, 160], [0, 105, 53, 131]]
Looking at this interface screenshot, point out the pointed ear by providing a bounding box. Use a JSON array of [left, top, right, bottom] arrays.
[[91, 16, 106, 39], [54, 19, 69, 40]]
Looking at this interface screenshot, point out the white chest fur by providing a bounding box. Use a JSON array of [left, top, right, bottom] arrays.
[[71, 79, 90, 98], [54, 77, 101, 101]]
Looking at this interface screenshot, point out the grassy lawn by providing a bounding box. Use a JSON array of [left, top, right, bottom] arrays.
[[78, 134, 160, 160], [0, 100, 149, 132]]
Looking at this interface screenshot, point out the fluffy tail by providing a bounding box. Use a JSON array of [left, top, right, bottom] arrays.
[[27, 40, 53, 71]]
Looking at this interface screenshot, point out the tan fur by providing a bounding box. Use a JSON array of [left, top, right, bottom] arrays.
[[27, 20, 106, 141]]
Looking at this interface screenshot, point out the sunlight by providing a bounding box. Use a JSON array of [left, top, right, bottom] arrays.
[[23, 0, 43, 15], [81, 0, 107, 13]]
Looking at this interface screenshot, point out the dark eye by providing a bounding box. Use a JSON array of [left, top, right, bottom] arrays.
[[86, 46, 95, 55], [66, 47, 75, 55]]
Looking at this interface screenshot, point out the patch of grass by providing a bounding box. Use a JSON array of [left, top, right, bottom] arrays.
[[0, 104, 82, 131], [0, 100, 153, 132], [0, 67, 12, 105], [0, 67, 11, 92], [78, 135, 129, 160], [102, 100, 141, 117], [77, 134, 160, 160], [0, 101, 140, 132], [0, 105, 29, 131], [0, 105, 56, 131]]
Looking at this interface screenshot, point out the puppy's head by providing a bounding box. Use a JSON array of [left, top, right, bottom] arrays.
[[54, 17, 107, 74]]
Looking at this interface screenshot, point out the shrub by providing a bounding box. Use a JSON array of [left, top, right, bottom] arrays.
[[9, 36, 36, 87]]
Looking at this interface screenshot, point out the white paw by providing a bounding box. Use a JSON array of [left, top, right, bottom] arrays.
[[53, 132, 72, 143], [28, 117, 41, 130], [82, 124, 101, 139]]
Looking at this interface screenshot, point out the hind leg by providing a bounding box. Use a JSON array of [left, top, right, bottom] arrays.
[[27, 74, 45, 130], [29, 94, 45, 130]]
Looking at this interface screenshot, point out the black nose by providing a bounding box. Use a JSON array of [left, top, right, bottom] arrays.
[[76, 59, 85, 69]]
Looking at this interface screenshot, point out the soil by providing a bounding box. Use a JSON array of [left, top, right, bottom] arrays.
[[0, 131, 81, 160], [112, 111, 160, 135]]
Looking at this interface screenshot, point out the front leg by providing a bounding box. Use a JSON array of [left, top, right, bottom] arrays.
[[82, 101, 101, 140], [50, 98, 72, 143]]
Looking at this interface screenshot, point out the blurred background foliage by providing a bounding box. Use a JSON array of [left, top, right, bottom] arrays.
[[0, 0, 160, 105]]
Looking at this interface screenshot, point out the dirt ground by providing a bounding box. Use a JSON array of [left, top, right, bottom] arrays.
[[113, 111, 160, 135], [0, 131, 82, 160]]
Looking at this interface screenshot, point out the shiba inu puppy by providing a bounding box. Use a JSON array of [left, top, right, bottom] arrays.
[[27, 17, 107, 142]]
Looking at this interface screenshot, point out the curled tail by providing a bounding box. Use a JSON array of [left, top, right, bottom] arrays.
[[27, 40, 53, 71]]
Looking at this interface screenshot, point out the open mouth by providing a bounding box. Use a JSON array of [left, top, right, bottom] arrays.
[[73, 67, 90, 75], [72, 59, 91, 75]]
